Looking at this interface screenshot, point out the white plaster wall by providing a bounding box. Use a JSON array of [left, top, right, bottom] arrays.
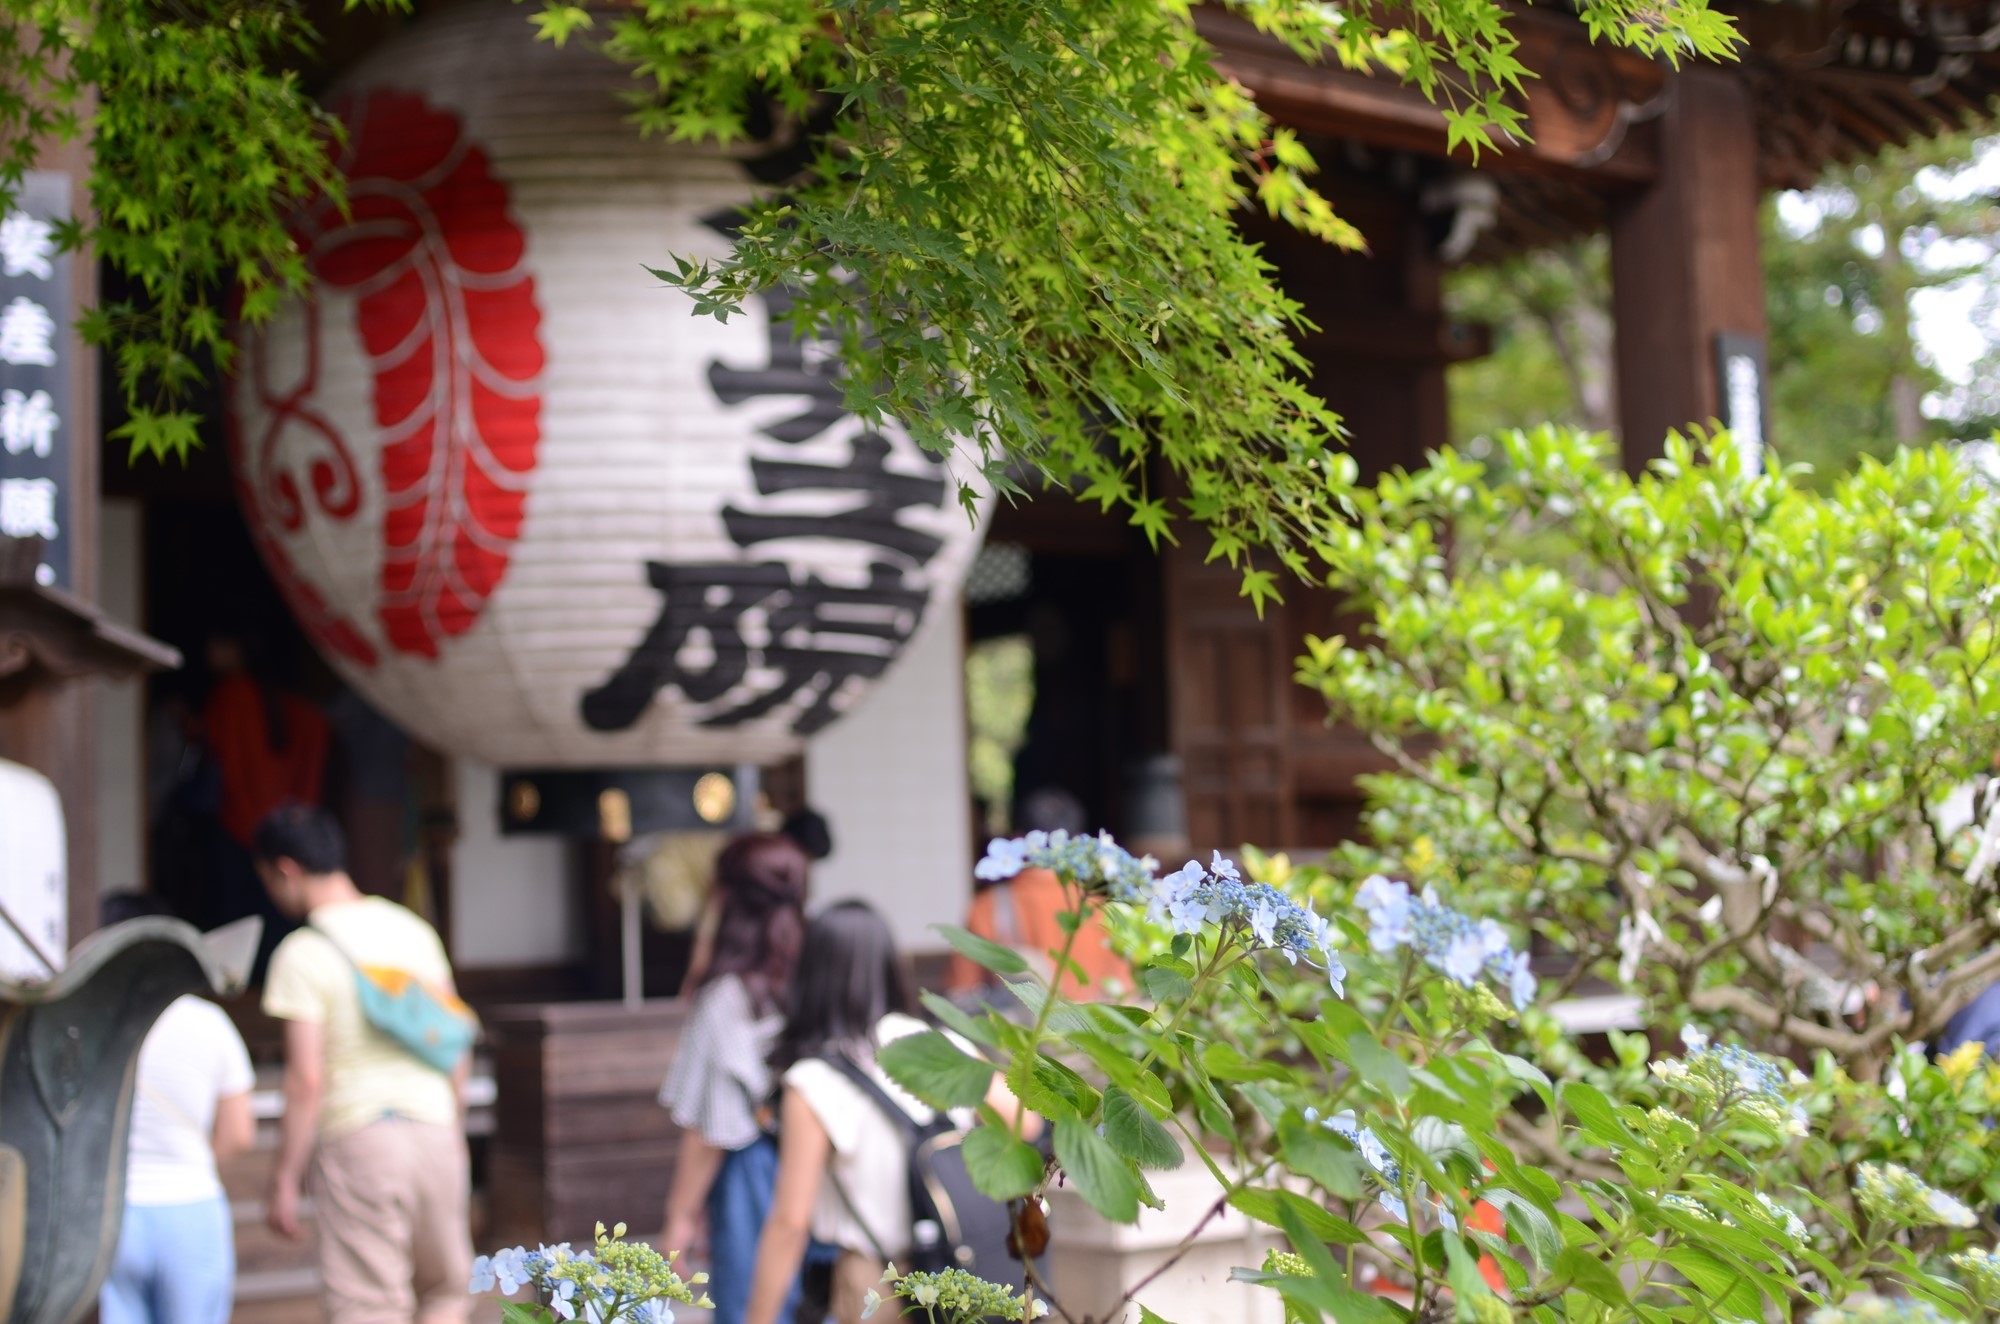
[[450, 759, 582, 967], [806, 609, 970, 955], [95, 498, 144, 893]]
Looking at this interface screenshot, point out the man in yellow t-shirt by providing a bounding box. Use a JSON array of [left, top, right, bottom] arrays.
[[256, 804, 473, 1324]]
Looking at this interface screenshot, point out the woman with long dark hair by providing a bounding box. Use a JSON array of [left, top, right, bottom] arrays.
[[743, 901, 1038, 1324], [658, 834, 811, 1324]]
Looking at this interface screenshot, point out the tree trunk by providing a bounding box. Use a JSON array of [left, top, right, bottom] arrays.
[[1889, 371, 1925, 444]]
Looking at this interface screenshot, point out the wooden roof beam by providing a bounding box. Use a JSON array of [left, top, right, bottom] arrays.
[[1196, 5, 1665, 184]]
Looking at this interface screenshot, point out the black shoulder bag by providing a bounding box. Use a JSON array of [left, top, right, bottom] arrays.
[[820, 1051, 1043, 1289]]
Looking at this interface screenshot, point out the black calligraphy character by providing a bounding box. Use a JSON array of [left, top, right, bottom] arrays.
[[722, 432, 947, 564], [700, 562, 929, 735], [702, 208, 848, 444], [581, 561, 931, 735], [580, 561, 790, 732]]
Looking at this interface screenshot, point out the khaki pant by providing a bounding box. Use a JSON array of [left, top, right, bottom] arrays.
[[313, 1117, 473, 1324]]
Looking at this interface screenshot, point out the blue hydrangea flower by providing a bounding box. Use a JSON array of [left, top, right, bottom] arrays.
[[1505, 950, 1536, 1011], [1138, 856, 1347, 992], [976, 836, 1032, 882], [1304, 1107, 1410, 1221], [1756, 1192, 1808, 1244], [975, 831, 1347, 993], [1150, 862, 1208, 934], [1355, 876, 1537, 1010], [1357, 875, 1413, 951], [1653, 1028, 1807, 1135], [470, 1246, 533, 1295], [1249, 899, 1279, 948], [981, 829, 1159, 899], [1675, 1027, 1792, 1098]]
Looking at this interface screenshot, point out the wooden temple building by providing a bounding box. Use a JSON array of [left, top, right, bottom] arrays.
[[0, 0, 1992, 1311]]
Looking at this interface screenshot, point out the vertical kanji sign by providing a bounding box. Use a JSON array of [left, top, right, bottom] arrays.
[[0, 171, 69, 588]]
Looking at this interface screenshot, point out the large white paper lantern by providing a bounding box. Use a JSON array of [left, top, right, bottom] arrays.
[[230, 2, 985, 768]]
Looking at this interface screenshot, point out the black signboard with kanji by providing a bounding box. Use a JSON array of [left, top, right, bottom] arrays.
[[0, 172, 71, 589]]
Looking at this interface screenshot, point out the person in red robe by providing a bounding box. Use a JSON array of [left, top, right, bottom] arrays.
[[201, 634, 330, 846]]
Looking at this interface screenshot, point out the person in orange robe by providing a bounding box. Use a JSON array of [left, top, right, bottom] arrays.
[[945, 787, 1131, 1003]]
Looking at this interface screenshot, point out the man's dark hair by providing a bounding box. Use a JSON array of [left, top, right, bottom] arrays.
[[99, 891, 172, 928], [1020, 786, 1087, 836], [779, 806, 833, 861], [252, 803, 347, 875]]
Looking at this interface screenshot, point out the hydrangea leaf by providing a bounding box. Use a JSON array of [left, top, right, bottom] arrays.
[[1053, 1117, 1142, 1223], [1101, 1085, 1183, 1171], [934, 923, 1032, 977], [960, 1123, 1045, 1201], [878, 1031, 996, 1111]]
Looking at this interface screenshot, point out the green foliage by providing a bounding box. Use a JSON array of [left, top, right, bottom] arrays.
[[1301, 427, 2000, 1080], [1764, 132, 2000, 481], [6, 0, 1739, 536], [1447, 238, 1614, 450], [872, 819, 2000, 1322], [0, 0, 357, 462], [845, 431, 2000, 1322], [471, 1223, 711, 1324], [966, 634, 1034, 835], [1446, 132, 2000, 488], [530, 0, 1736, 592], [877, 1029, 998, 1110]]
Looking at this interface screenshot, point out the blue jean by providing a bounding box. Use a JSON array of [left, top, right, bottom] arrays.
[[708, 1135, 837, 1324], [100, 1196, 235, 1324]]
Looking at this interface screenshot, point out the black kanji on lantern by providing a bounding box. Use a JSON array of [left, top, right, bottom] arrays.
[[701, 208, 849, 445], [582, 560, 928, 736], [579, 211, 954, 738], [722, 432, 946, 564]]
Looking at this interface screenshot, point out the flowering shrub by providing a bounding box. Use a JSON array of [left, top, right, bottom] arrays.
[[1298, 428, 2000, 1080], [472, 1224, 707, 1324], [860, 824, 2000, 1322], [861, 1265, 1050, 1322]]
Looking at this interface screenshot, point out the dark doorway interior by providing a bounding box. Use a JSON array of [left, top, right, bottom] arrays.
[[969, 498, 1171, 845], [116, 444, 439, 982]]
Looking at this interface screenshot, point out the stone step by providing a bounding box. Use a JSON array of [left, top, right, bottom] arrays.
[[230, 1199, 321, 1277], [230, 1294, 325, 1324], [235, 1267, 323, 1304], [231, 1272, 510, 1324]]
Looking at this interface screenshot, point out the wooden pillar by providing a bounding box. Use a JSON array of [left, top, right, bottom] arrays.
[[1163, 157, 1478, 856], [1608, 67, 1766, 470]]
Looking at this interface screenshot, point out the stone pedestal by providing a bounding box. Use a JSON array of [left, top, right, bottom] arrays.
[[1046, 1165, 1284, 1324]]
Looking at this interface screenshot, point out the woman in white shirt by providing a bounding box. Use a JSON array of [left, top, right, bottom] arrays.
[[100, 975, 257, 1324], [743, 901, 1037, 1324]]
